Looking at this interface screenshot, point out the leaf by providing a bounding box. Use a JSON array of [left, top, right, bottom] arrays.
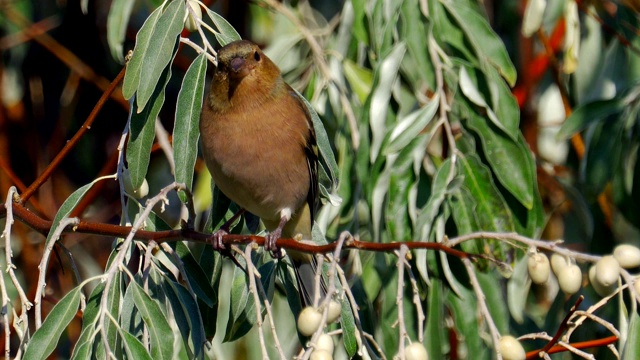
[[171, 241, 216, 307], [623, 312, 640, 360], [203, 8, 241, 46], [558, 97, 625, 139], [385, 94, 439, 154], [507, 254, 531, 324], [340, 289, 358, 357], [369, 43, 406, 162], [174, 53, 207, 201], [127, 46, 177, 189], [426, 280, 445, 360], [120, 330, 153, 360], [136, 0, 186, 111], [130, 281, 175, 360], [106, 0, 134, 63], [71, 283, 104, 360], [24, 287, 81, 360], [456, 155, 515, 233], [459, 66, 518, 140], [343, 59, 373, 103], [224, 263, 254, 342], [122, 6, 162, 100], [462, 96, 536, 209], [442, 1, 517, 86]]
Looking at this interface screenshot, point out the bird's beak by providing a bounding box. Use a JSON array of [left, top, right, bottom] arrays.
[[229, 57, 250, 79]]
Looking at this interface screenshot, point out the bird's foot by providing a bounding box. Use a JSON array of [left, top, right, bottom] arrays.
[[210, 228, 227, 251], [265, 228, 284, 259]]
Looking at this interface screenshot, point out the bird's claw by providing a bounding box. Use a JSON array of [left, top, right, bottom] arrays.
[[211, 229, 227, 251], [265, 230, 283, 259]]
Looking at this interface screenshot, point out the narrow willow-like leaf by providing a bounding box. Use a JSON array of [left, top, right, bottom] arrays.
[[204, 8, 241, 46], [130, 281, 175, 360], [172, 241, 215, 307], [385, 94, 439, 154], [340, 290, 358, 357], [623, 312, 640, 360], [442, 1, 517, 86], [106, 0, 134, 63], [70, 283, 104, 360], [224, 262, 254, 342], [127, 46, 177, 189], [120, 330, 153, 360], [136, 0, 186, 111], [122, 6, 162, 100], [174, 53, 207, 201], [463, 97, 535, 209], [447, 287, 488, 360], [369, 43, 406, 162], [426, 280, 445, 360], [24, 287, 81, 360], [558, 97, 625, 139], [456, 155, 515, 232]]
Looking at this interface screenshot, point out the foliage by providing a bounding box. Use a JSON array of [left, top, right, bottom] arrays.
[[1, 0, 640, 359]]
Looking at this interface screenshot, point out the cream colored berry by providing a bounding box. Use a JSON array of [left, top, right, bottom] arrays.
[[589, 265, 615, 297], [316, 333, 334, 353], [595, 255, 620, 287], [557, 264, 582, 294], [404, 342, 429, 360], [634, 277, 640, 297], [326, 300, 341, 324], [297, 307, 323, 336], [527, 253, 550, 284], [310, 349, 333, 360], [184, 0, 202, 32], [613, 244, 640, 269], [550, 253, 571, 275], [122, 168, 149, 198], [498, 336, 525, 360]]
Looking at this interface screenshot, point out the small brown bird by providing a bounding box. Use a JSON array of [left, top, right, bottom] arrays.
[[200, 40, 320, 306]]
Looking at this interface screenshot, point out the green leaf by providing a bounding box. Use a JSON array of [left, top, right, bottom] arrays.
[[369, 43, 406, 162], [174, 53, 207, 201], [224, 263, 254, 342], [127, 45, 177, 189], [384, 94, 439, 154], [120, 330, 153, 360], [623, 312, 640, 360], [203, 8, 241, 46], [130, 281, 175, 360], [343, 59, 373, 103], [558, 97, 625, 139], [122, 6, 162, 100], [165, 279, 206, 357], [448, 287, 488, 360], [583, 119, 623, 195], [443, 1, 516, 86], [426, 280, 445, 360], [24, 287, 81, 360], [71, 283, 104, 360], [106, 0, 134, 63], [136, 0, 186, 111], [462, 96, 535, 209], [171, 241, 216, 307], [340, 290, 358, 357], [456, 155, 515, 233]]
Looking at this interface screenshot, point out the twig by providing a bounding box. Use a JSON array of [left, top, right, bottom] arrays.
[[395, 245, 409, 359], [34, 217, 81, 328], [462, 258, 502, 360], [20, 67, 126, 204]]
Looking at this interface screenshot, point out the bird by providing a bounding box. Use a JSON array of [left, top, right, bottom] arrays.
[[199, 40, 321, 307]]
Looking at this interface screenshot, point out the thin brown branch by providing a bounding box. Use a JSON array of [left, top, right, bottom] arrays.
[[526, 335, 618, 359], [3, 200, 476, 259], [19, 67, 126, 204], [540, 296, 584, 356]]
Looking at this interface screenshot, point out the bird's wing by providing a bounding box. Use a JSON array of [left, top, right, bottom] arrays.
[[288, 85, 319, 222]]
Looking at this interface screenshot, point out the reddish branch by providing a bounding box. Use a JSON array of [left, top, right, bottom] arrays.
[[18, 67, 126, 204], [2, 200, 474, 258]]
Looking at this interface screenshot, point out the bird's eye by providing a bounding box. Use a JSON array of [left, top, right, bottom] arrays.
[[254, 51, 261, 61]]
